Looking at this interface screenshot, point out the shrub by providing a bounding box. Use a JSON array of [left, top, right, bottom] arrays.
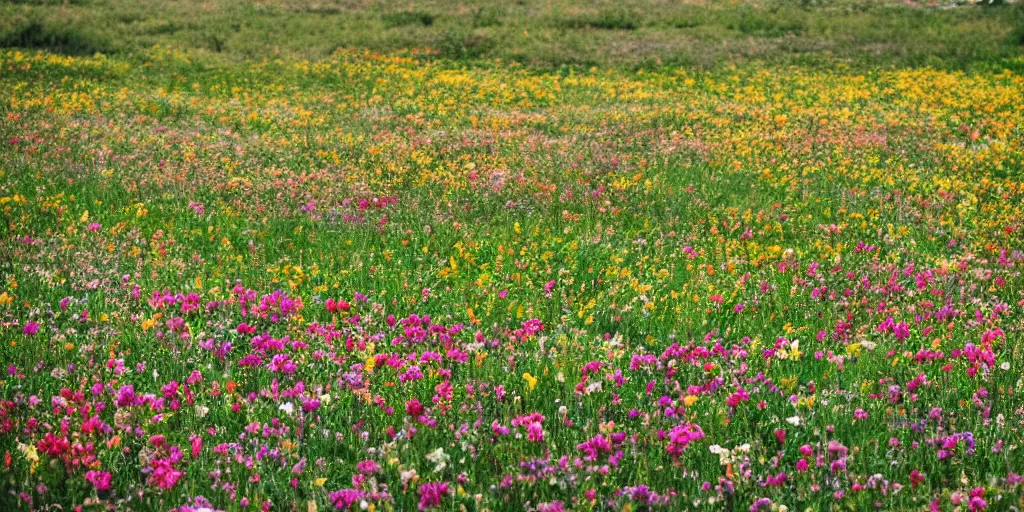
[[382, 10, 435, 28], [0, 16, 111, 55], [560, 8, 642, 31]]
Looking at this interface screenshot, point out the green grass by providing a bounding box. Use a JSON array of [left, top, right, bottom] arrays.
[[0, 0, 1022, 70], [1, 2, 1024, 511]]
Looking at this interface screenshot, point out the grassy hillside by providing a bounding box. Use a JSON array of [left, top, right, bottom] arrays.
[[1, 0, 1023, 70]]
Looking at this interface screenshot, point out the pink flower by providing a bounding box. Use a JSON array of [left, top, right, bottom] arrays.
[[910, 470, 925, 489], [356, 460, 381, 474], [969, 497, 987, 511], [330, 489, 364, 509], [544, 280, 556, 295], [302, 398, 321, 412], [23, 322, 39, 336], [148, 458, 184, 489], [190, 434, 202, 458], [526, 422, 545, 442], [666, 423, 704, 458], [85, 470, 112, 491], [774, 429, 786, 444], [406, 398, 424, 417], [417, 482, 449, 510], [267, 354, 297, 374]]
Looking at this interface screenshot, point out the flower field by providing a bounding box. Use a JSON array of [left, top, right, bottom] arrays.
[[2, 46, 1024, 511]]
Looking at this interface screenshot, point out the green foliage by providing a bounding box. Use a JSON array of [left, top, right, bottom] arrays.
[[558, 7, 643, 31], [0, 14, 111, 55], [471, 6, 504, 28], [381, 10, 435, 28], [725, 7, 807, 37], [438, 28, 493, 60], [0, 0, 1021, 70]]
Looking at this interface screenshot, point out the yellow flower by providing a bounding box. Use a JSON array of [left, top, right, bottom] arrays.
[[17, 443, 39, 474], [522, 372, 538, 391], [683, 395, 698, 407]]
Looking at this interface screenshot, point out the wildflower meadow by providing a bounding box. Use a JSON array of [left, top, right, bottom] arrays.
[[2, 2, 1024, 511]]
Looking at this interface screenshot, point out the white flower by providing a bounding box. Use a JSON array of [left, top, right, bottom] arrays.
[[400, 468, 417, 486], [279, 402, 294, 415], [786, 416, 802, 426], [1000, 362, 1010, 371], [426, 447, 449, 472]]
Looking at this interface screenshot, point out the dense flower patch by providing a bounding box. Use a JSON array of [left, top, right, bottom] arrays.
[[1, 48, 1023, 510]]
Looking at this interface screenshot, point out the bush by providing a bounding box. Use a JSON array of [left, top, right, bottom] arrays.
[[726, 8, 806, 38], [437, 28, 493, 60], [472, 6, 504, 28], [381, 11, 435, 28], [0, 16, 111, 55], [560, 8, 642, 31]]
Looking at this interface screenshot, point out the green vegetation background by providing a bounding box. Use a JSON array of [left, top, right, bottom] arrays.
[[2, 0, 1023, 71]]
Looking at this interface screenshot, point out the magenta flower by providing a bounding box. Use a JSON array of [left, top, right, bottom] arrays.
[[406, 398, 424, 417], [23, 321, 39, 336], [148, 458, 184, 489], [526, 421, 545, 442], [910, 470, 925, 489], [329, 489, 364, 510], [190, 434, 202, 458], [267, 353, 297, 374], [417, 482, 449, 510], [666, 422, 704, 458], [85, 470, 112, 491], [356, 460, 381, 474]]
